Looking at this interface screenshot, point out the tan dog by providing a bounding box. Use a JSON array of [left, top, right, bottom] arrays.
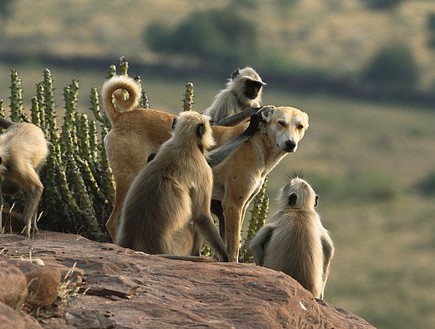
[[102, 76, 309, 262]]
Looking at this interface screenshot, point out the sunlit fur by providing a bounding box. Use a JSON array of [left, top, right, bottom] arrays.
[[101, 75, 141, 125], [204, 67, 264, 124], [101, 75, 309, 262], [250, 177, 334, 299], [0, 119, 49, 236], [117, 111, 228, 261]]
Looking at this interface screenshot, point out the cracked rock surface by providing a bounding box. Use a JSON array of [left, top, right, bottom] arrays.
[[0, 232, 375, 329]]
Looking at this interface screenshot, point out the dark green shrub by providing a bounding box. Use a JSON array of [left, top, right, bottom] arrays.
[[417, 171, 435, 196], [427, 13, 435, 48], [362, 43, 420, 88], [311, 172, 398, 204], [361, 0, 405, 11], [145, 6, 258, 65]]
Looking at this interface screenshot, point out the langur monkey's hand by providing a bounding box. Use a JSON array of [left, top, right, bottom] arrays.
[[244, 110, 263, 136]]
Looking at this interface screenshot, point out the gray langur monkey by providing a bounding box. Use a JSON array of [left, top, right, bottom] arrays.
[[204, 67, 265, 126], [249, 175, 334, 299], [117, 111, 229, 261], [101, 74, 264, 243], [0, 118, 49, 237]]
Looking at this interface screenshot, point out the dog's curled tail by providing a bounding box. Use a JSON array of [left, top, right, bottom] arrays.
[[101, 75, 141, 125]]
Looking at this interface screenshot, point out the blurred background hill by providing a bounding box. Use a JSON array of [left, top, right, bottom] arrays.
[[0, 1, 434, 328], [1, 0, 435, 99]]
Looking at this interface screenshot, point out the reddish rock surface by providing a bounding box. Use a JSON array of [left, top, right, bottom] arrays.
[[0, 232, 375, 328], [0, 260, 28, 310]]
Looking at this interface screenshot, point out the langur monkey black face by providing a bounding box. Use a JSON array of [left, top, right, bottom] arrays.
[[244, 79, 264, 99], [231, 68, 266, 100]]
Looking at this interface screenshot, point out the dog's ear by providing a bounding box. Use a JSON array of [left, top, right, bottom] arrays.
[[302, 112, 309, 130], [258, 105, 275, 123], [196, 123, 205, 137], [288, 193, 297, 207]]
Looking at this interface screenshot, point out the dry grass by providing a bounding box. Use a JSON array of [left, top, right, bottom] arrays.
[[2, 0, 435, 88]]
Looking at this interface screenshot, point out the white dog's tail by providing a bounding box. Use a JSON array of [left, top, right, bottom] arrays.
[[101, 75, 141, 124]]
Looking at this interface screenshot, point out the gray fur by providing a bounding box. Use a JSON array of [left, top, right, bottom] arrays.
[[204, 67, 265, 126], [117, 111, 228, 261], [0, 119, 49, 237], [250, 177, 334, 299]]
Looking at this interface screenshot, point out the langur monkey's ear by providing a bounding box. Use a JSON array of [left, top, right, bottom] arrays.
[[231, 68, 241, 80], [288, 193, 297, 207], [196, 123, 205, 137]]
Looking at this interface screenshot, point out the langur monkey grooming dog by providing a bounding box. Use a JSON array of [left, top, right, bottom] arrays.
[[102, 75, 261, 242], [117, 111, 228, 261], [204, 67, 265, 126], [0, 118, 49, 237], [249, 176, 334, 299], [102, 75, 309, 262]]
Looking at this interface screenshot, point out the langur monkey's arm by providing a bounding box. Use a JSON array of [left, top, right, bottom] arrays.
[[320, 230, 335, 299], [212, 107, 260, 126], [146, 111, 262, 168], [207, 112, 262, 167], [249, 224, 275, 266]]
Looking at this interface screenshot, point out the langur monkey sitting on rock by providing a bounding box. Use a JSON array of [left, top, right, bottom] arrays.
[[102, 74, 263, 242], [204, 67, 265, 126], [249, 175, 334, 299], [0, 118, 49, 237], [117, 111, 229, 261]]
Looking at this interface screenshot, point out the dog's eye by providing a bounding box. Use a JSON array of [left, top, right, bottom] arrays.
[[296, 123, 304, 130], [278, 121, 287, 127]]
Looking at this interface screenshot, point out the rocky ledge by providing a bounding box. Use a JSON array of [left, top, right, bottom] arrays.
[[0, 232, 375, 328]]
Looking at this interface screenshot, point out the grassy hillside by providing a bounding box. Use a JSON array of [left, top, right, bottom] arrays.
[[0, 61, 433, 328], [263, 91, 435, 329], [2, 0, 435, 88]]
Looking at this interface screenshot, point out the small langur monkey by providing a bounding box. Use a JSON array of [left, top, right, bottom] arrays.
[[204, 67, 265, 126], [249, 176, 334, 299], [0, 118, 49, 237], [117, 111, 228, 261]]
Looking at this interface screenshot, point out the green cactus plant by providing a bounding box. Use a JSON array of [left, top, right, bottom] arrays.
[[134, 75, 149, 109], [1, 60, 269, 260], [0, 99, 5, 118], [9, 70, 23, 122], [119, 56, 129, 76], [183, 82, 194, 111]]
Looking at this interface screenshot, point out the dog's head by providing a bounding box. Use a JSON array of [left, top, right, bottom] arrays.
[[259, 105, 309, 153]]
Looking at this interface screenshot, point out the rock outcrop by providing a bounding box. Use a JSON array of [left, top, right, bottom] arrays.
[[0, 232, 375, 328]]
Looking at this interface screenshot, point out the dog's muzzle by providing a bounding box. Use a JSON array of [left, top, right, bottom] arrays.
[[283, 140, 296, 152]]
